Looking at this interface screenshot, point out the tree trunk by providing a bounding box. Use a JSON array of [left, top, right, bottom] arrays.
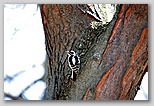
[[40, 4, 148, 100]]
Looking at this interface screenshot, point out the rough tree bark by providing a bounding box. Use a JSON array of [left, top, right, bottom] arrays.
[[40, 4, 148, 100]]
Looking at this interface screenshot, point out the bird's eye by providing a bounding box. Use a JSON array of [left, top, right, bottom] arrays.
[[70, 52, 74, 54]]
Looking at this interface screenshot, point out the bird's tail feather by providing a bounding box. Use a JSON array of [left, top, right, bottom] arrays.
[[71, 71, 77, 81]]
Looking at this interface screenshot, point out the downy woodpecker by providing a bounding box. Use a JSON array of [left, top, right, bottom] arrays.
[[66, 50, 80, 81]]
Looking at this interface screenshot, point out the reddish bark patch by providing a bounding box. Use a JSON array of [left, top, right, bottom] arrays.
[[119, 27, 148, 99]]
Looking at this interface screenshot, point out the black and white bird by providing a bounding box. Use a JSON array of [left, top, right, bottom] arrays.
[[66, 50, 80, 81]]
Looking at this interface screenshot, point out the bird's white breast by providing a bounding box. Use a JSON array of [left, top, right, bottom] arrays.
[[72, 56, 76, 65]]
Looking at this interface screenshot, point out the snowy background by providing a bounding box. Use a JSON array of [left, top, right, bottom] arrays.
[[4, 4, 148, 100], [4, 4, 46, 100]]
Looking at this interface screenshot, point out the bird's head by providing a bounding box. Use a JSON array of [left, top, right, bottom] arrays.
[[66, 50, 76, 56]]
